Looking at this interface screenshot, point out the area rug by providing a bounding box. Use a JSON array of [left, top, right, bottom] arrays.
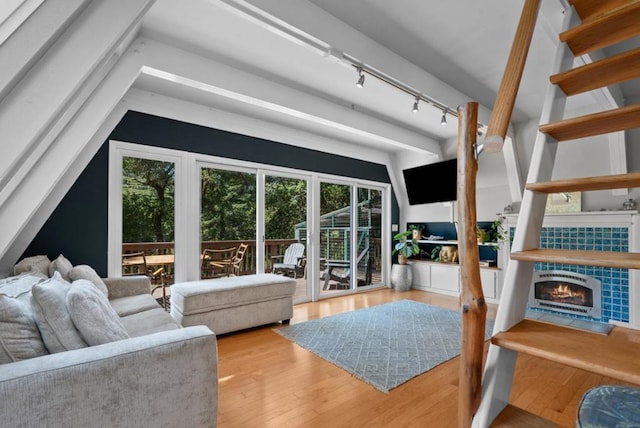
[[275, 299, 494, 393]]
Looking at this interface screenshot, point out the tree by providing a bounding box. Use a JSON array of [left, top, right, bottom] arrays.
[[200, 169, 256, 241], [264, 177, 306, 239], [122, 157, 175, 243]]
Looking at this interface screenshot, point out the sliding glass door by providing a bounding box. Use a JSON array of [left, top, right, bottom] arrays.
[[121, 156, 175, 304], [265, 174, 309, 301], [357, 187, 382, 288], [110, 142, 389, 299], [200, 166, 256, 279], [319, 182, 353, 295]]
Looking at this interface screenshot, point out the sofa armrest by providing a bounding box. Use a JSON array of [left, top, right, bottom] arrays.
[[103, 275, 151, 299], [0, 326, 218, 427]]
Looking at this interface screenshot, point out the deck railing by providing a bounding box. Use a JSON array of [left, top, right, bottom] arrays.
[[123, 238, 382, 282]]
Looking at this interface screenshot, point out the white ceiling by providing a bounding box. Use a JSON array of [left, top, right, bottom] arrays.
[[138, 0, 639, 156]]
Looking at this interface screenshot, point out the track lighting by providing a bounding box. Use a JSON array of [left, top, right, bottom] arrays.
[[412, 97, 419, 113], [356, 67, 365, 88], [348, 63, 486, 129]]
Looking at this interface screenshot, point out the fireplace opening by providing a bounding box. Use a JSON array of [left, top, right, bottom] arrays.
[[529, 271, 601, 319]]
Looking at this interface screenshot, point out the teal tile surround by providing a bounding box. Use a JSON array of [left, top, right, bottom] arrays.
[[510, 226, 629, 324]]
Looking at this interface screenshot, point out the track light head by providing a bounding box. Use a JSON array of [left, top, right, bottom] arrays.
[[440, 110, 447, 126], [356, 67, 365, 88], [412, 97, 419, 113]]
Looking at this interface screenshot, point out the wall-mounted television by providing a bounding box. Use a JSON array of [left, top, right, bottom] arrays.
[[402, 159, 457, 205]]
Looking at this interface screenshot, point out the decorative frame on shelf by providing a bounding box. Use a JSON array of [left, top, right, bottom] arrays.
[[545, 191, 581, 213]]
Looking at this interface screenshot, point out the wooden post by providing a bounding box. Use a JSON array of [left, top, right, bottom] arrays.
[[457, 102, 487, 427], [484, 0, 541, 152]]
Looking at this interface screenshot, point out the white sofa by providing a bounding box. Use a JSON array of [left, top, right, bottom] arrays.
[[0, 268, 218, 427]]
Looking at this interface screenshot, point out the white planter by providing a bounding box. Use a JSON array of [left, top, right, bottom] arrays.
[[391, 264, 412, 291]]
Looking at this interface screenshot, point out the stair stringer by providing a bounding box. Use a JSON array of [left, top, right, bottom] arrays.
[[472, 8, 580, 427]]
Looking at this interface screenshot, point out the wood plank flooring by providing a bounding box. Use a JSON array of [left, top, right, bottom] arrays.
[[216, 289, 628, 427]]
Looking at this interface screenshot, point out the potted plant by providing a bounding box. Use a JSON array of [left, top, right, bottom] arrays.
[[409, 224, 424, 240], [476, 227, 488, 244], [489, 214, 507, 247], [392, 230, 420, 265]]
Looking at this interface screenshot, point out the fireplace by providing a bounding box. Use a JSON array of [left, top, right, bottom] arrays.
[[529, 270, 602, 319]]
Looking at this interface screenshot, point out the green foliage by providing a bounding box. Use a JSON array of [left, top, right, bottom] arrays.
[[122, 157, 175, 243], [122, 162, 376, 253], [264, 176, 306, 239], [489, 214, 507, 245], [320, 183, 351, 219], [200, 169, 256, 241], [392, 230, 420, 257], [431, 245, 441, 261]]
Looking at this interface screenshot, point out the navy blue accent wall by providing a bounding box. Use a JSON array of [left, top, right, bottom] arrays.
[[24, 144, 109, 274], [25, 111, 397, 276]]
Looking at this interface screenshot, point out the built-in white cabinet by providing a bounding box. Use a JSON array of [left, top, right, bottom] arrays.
[[411, 260, 431, 290], [480, 269, 497, 299], [409, 260, 500, 300], [430, 264, 460, 294]]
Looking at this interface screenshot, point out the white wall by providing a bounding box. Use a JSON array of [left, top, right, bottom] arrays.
[[394, 134, 515, 227]]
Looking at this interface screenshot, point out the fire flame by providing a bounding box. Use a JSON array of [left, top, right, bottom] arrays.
[[551, 283, 585, 302]]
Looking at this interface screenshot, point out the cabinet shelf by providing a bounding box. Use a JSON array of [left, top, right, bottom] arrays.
[[409, 259, 500, 271], [417, 239, 499, 247]]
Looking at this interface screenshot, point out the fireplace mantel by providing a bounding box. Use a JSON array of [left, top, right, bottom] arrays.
[[503, 210, 639, 330], [506, 210, 637, 227]]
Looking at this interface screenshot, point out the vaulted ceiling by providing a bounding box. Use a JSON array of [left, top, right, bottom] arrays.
[[138, 0, 639, 158]]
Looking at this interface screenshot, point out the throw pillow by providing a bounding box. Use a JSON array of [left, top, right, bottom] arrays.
[[31, 272, 88, 353], [0, 272, 47, 297], [68, 265, 109, 298], [48, 254, 73, 281], [13, 255, 51, 277], [0, 294, 48, 364], [67, 280, 129, 346]]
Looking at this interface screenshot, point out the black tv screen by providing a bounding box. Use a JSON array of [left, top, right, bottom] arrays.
[[402, 159, 457, 205]]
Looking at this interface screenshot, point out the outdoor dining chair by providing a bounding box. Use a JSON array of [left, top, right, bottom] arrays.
[[229, 243, 249, 276], [122, 251, 169, 309], [201, 247, 237, 278]]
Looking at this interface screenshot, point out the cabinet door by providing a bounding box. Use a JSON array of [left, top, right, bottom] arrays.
[[430, 264, 459, 293], [480, 269, 496, 299], [410, 262, 430, 290]]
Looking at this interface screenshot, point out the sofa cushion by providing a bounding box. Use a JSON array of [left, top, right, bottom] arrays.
[[31, 273, 88, 353], [110, 294, 161, 317], [68, 265, 109, 298], [67, 280, 129, 346], [120, 308, 181, 338], [48, 254, 73, 281], [14, 255, 51, 277], [0, 293, 48, 364]]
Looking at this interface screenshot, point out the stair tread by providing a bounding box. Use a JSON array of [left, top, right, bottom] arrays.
[[492, 320, 640, 385], [560, 2, 640, 55], [527, 172, 640, 193], [539, 104, 640, 141], [551, 47, 640, 95], [510, 248, 640, 269], [491, 404, 556, 427], [569, 0, 640, 23]]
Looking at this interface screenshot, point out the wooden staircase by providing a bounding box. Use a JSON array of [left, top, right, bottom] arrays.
[[473, 0, 640, 426]]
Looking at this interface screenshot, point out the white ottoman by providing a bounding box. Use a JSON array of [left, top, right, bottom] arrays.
[[170, 274, 296, 334]]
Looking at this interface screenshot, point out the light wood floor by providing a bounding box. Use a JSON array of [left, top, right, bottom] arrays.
[[216, 289, 627, 427]]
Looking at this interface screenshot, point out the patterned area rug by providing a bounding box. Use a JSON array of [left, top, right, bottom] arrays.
[[275, 299, 494, 393]]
